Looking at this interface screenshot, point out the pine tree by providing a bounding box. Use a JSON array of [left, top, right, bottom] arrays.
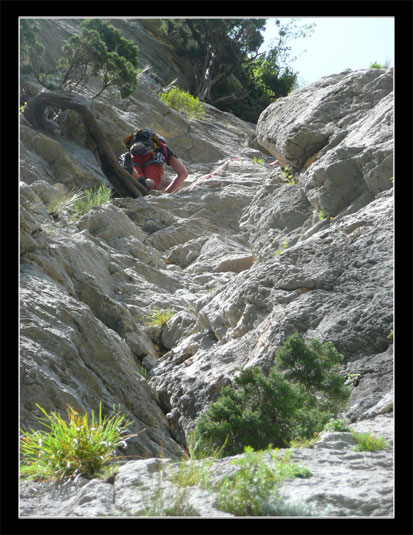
[[57, 19, 139, 99]]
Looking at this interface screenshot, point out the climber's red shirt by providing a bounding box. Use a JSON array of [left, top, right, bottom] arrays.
[[132, 145, 177, 190]]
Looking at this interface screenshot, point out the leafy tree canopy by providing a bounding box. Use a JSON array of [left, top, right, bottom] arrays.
[[159, 18, 314, 122], [57, 19, 139, 99]]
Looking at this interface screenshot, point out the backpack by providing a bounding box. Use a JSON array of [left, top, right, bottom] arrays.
[[124, 128, 167, 161]]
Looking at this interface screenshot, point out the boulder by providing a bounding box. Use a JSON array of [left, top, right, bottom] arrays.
[[256, 69, 393, 216]]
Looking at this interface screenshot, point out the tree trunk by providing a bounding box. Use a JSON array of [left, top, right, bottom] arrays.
[[23, 90, 148, 198], [197, 48, 216, 101]]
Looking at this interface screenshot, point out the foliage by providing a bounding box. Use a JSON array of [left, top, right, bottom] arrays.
[[286, 432, 320, 449], [159, 86, 205, 121], [368, 60, 391, 69], [158, 19, 314, 122], [20, 19, 45, 78], [70, 184, 113, 220], [57, 19, 139, 99], [216, 446, 311, 516], [351, 430, 391, 452], [345, 373, 361, 386], [191, 333, 350, 456], [324, 418, 351, 432], [281, 166, 296, 185], [141, 484, 195, 516], [20, 403, 136, 482], [144, 307, 175, 327], [168, 433, 227, 489], [46, 188, 84, 217], [273, 334, 350, 411], [137, 362, 151, 382], [275, 238, 289, 256]]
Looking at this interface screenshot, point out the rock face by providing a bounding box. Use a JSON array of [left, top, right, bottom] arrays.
[[256, 69, 393, 217], [19, 20, 393, 518]]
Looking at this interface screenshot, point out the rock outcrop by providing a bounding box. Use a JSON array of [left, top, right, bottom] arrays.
[[19, 19, 393, 518]]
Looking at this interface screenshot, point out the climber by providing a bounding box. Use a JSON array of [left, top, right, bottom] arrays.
[[119, 128, 188, 194]]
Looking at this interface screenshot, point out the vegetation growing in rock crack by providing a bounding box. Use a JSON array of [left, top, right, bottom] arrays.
[[191, 333, 351, 456], [159, 86, 205, 121], [215, 446, 311, 516], [70, 184, 113, 220], [162, 438, 313, 517], [275, 238, 289, 256], [350, 430, 391, 451], [144, 307, 175, 327], [20, 403, 138, 482]]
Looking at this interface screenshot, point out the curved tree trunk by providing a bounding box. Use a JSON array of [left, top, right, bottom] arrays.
[[23, 90, 148, 198]]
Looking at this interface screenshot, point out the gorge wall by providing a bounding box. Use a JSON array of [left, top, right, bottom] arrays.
[[19, 19, 394, 518]]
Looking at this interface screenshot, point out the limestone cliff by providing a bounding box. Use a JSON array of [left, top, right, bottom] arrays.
[[19, 19, 393, 518]]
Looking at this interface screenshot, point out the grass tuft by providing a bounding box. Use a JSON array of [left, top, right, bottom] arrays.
[[20, 403, 138, 482], [350, 430, 391, 452]]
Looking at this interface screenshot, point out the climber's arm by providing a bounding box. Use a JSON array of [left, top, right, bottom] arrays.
[[163, 156, 188, 194]]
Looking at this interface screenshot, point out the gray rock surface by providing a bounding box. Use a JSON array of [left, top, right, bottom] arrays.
[[19, 18, 393, 518], [256, 69, 393, 216]]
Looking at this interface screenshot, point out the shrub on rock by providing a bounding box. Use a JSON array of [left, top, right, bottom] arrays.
[[191, 333, 351, 456]]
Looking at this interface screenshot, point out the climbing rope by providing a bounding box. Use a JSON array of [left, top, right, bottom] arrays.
[[188, 157, 280, 191]]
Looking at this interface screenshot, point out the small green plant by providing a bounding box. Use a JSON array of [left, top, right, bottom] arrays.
[[138, 363, 151, 382], [324, 418, 350, 432], [19, 101, 28, 116], [351, 430, 391, 452], [368, 60, 390, 69], [71, 184, 113, 220], [140, 467, 196, 516], [318, 210, 327, 221], [216, 446, 311, 516], [286, 432, 320, 449], [387, 330, 393, 342], [169, 433, 227, 490], [159, 86, 205, 121], [253, 156, 264, 165], [144, 307, 175, 327], [282, 166, 296, 185], [345, 373, 361, 386], [20, 403, 137, 482], [275, 238, 289, 256]]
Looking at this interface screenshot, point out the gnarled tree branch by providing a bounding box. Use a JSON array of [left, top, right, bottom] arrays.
[[23, 90, 148, 198]]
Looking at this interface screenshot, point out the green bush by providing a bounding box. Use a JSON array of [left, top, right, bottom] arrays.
[[191, 333, 351, 456], [20, 403, 136, 482], [159, 87, 205, 121]]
